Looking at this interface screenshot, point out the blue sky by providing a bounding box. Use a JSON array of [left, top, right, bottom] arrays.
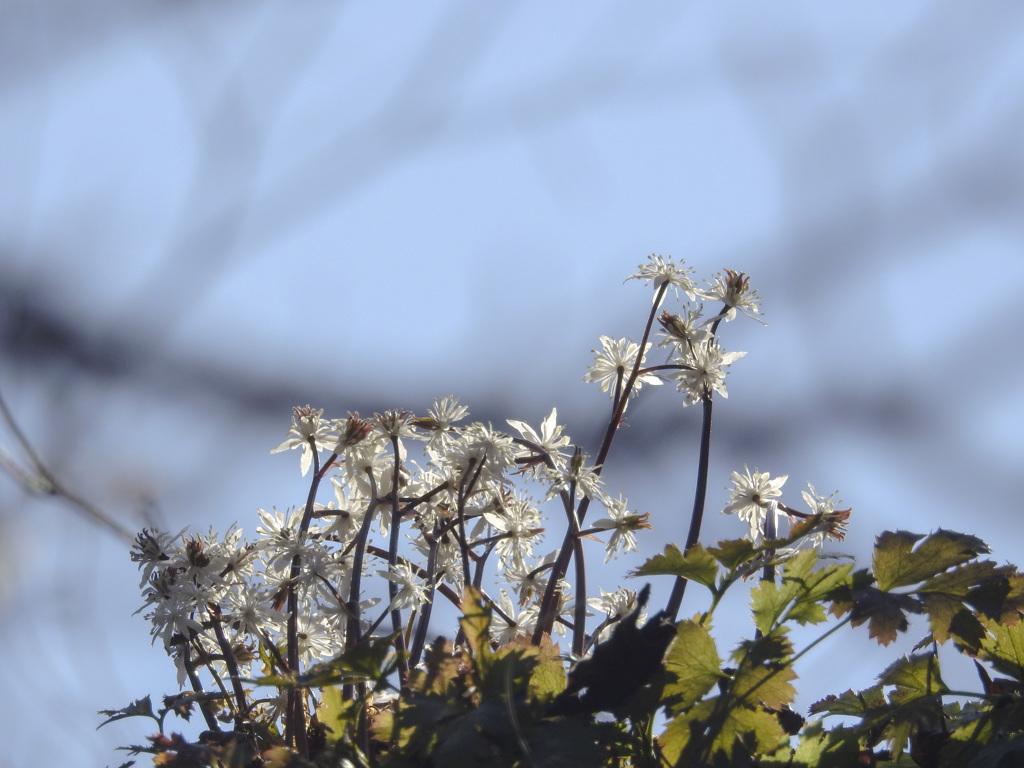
[[2, 3, 1023, 765]]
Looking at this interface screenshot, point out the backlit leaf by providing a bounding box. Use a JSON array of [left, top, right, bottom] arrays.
[[980, 617, 1024, 683], [662, 619, 722, 712], [708, 538, 758, 571], [874, 530, 989, 591], [632, 542, 718, 590]]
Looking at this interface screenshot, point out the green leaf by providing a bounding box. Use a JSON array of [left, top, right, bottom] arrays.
[[317, 685, 362, 746], [979, 617, 1024, 683], [849, 586, 923, 646], [967, 570, 1024, 624], [809, 684, 886, 718], [517, 635, 566, 703], [708, 538, 758, 571], [733, 662, 797, 711], [631, 542, 718, 590], [408, 639, 468, 697], [662, 619, 722, 712], [879, 653, 948, 702], [921, 592, 986, 651], [752, 552, 854, 634], [762, 721, 862, 768], [751, 580, 790, 637], [874, 530, 989, 591], [659, 698, 788, 764], [459, 586, 492, 664], [731, 633, 797, 711]]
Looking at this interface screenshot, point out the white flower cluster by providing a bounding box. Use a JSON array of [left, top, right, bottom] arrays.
[[131, 394, 656, 707], [128, 256, 832, 735], [584, 256, 761, 407], [722, 465, 850, 549]]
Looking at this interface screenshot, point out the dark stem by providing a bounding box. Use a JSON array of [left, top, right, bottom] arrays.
[[207, 604, 248, 727], [666, 393, 714, 619], [571, 520, 588, 656], [407, 521, 441, 669], [283, 445, 331, 754], [532, 283, 669, 642], [347, 470, 380, 648], [179, 635, 220, 732], [386, 436, 410, 685]]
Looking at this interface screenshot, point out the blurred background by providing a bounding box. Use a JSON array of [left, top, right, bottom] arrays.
[[2, 2, 1023, 765]]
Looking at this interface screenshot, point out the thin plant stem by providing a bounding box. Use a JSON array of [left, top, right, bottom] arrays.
[[347, 470, 380, 647], [207, 603, 248, 726], [284, 442, 327, 754], [532, 283, 668, 642], [387, 435, 410, 685], [666, 393, 713, 619], [407, 521, 441, 669], [664, 303, 730, 619], [179, 637, 220, 732]]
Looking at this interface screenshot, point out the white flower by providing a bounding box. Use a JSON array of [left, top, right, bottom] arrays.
[[504, 551, 560, 606], [702, 269, 765, 324], [377, 561, 431, 614], [294, 614, 340, 667], [671, 341, 746, 405], [590, 493, 651, 563], [271, 405, 335, 476], [722, 466, 788, 542], [256, 507, 305, 544], [131, 528, 187, 588], [583, 336, 662, 399], [657, 307, 712, 351], [626, 254, 698, 304], [436, 422, 516, 490], [490, 590, 533, 645], [318, 477, 367, 545], [224, 583, 287, 637], [587, 587, 643, 622], [146, 580, 210, 645], [507, 407, 571, 458], [483, 494, 543, 567], [541, 450, 606, 503], [798, 483, 851, 547], [418, 395, 469, 431]]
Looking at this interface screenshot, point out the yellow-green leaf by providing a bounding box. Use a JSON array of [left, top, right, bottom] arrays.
[[874, 530, 989, 591], [459, 586, 492, 663], [980, 617, 1024, 683], [632, 543, 718, 590], [662, 620, 722, 712]]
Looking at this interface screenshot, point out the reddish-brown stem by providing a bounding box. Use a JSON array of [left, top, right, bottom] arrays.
[[533, 282, 669, 641]]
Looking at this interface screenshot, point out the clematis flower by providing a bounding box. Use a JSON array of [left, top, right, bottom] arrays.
[[583, 336, 662, 399], [378, 561, 431, 613], [702, 269, 765, 324], [797, 483, 852, 547], [626, 253, 699, 303], [671, 340, 746, 405], [590, 493, 651, 563], [722, 466, 788, 543], [271, 405, 335, 476]]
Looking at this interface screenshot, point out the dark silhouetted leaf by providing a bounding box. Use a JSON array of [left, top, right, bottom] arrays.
[[848, 586, 922, 646], [97, 696, 156, 729], [549, 585, 675, 716]]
